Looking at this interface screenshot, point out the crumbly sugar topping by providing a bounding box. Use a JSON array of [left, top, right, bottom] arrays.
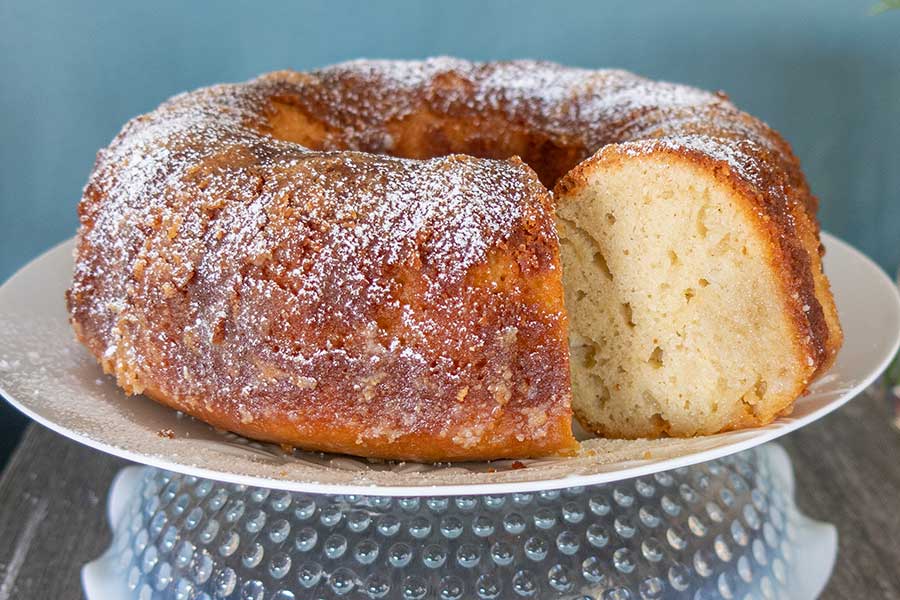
[[288, 59, 800, 202], [308, 58, 723, 148]]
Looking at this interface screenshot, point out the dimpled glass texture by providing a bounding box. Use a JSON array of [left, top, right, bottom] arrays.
[[99, 447, 805, 599]]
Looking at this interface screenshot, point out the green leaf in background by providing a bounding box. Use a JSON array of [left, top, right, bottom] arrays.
[[870, 0, 900, 14], [889, 349, 900, 388]]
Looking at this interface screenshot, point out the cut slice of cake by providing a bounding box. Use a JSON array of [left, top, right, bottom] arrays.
[[555, 138, 842, 438]]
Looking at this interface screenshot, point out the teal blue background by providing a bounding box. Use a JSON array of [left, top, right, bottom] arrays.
[[1, 0, 898, 460]]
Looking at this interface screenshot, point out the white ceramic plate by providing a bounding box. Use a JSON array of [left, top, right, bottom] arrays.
[[1, 234, 898, 496]]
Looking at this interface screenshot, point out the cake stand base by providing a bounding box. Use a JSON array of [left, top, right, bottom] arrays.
[[83, 444, 835, 600]]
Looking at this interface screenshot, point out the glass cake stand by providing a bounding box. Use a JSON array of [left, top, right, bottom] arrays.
[[0, 234, 897, 600], [82, 444, 836, 600]]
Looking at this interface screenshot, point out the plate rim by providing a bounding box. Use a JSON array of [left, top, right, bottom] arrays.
[[1, 232, 898, 496]]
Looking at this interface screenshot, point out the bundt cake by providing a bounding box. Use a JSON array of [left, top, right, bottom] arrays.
[[67, 58, 841, 461]]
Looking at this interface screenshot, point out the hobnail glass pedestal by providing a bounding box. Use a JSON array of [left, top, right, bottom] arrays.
[[83, 444, 835, 600]]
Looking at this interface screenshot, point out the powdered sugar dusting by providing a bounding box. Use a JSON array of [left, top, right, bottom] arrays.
[[283, 59, 797, 197], [305, 58, 724, 151], [620, 134, 769, 190]]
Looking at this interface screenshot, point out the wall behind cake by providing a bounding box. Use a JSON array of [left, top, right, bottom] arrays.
[[0, 0, 898, 462]]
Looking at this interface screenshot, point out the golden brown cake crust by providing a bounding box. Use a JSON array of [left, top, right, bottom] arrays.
[[68, 58, 841, 460]]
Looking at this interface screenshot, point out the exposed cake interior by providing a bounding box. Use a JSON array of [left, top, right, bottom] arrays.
[[556, 153, 810, 438]]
